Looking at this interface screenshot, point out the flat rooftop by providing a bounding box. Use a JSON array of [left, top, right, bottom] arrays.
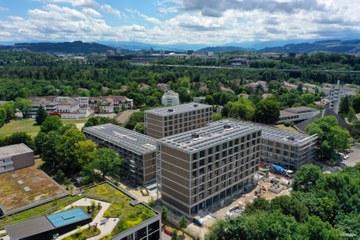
[[284, 106, 317, 113], [83, 123, 157, 155], [234, 120, 317, 145], [0, 143, 33, 158], [145, 102, 212, 117], [159, 120, 259, 152], [5, 216, 55, 240], [0, 166, 68, 215]]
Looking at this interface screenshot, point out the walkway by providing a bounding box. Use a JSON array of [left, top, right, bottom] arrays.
[[57, 198, 119, 240]]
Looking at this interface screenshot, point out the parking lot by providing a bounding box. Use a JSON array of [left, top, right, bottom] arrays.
[[342, 146, 360, 167]]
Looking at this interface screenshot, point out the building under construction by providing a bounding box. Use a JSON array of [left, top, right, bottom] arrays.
[[234, 120, 318, 170], [157, 120, 262, 216], [83, 124, 157, 185], [145, 103, 213, 138]]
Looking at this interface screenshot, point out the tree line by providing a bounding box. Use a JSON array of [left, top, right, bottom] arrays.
[[206, 163, 360, 240]]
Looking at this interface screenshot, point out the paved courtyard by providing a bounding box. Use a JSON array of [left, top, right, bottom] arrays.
[[342, 146, 360, 167]]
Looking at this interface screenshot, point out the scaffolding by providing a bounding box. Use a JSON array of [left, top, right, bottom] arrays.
[[144, 102, 212, 117], [156, 142, 162, 200]]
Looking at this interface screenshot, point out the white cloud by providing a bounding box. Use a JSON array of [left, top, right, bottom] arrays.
[[126, 9, 162, 25], [101, 4, 122, 18], [42, 0, 99, 8], [82, 8, 101, 18], [1, 0, 360, 45]]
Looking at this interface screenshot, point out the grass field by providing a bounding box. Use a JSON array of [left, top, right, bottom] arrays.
[[0, 120, 40, 137], [0, 119, 88, 137]]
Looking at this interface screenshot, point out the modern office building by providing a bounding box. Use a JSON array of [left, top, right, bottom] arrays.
[[235, 121, 318, 170], [83, 124, 157, 185], [157, 120, 262, 216], [277, 107, 320, 124], [161, 90, 180, 106], [145, 103, 213, 139], [0, 144, 35, 174], [329, 80, 343, 114]]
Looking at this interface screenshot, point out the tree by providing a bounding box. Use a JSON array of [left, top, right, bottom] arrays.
[[254, 97, 280, 124], [161, 206, 168, 225], [84, 148, 122, 180], [339, 96, 351, 116], [2, 132, 35, 149], [171, 230, 180, 240], [352, 93, 360, 113], [352, 120, 360, 138], [40, 116, 63, 133], [205, 95, 215, 105], [75, 140, 97, 165], [14, 98, 32, 117], [84, 117, 118, 128], [347, 107, 356, 122], [0, 108, 6, 127], [226, 98, 255, 120], [299, 216, 341, 240], [270, 195, 309, 223], [300, 93, 315, 105], [213, 113, 222, 121], [125, 112, 144, 130], [178, 215, 187, 235], [35, 106, 48, 125], [306, 116, 350, 160], [133, 122, 145, 134], [292, 164, 322, 192]]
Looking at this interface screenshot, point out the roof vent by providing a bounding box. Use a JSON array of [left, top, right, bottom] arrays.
[[193, 104, 198, 107], [168, 109, 174, 112], [287, 136, 295, 141], [191, 133, 200, 139], [224, 124, 231, 129]]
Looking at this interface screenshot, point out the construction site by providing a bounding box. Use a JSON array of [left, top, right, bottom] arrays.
[[186, 164, 293, 240]]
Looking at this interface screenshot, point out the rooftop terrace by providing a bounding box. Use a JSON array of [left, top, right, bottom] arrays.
[[145, 102, 212, 117], [83, 123, 157, 155], [159, 119, 259, 152], [0, 143, 33, 158], [1, 183, 158, 239]]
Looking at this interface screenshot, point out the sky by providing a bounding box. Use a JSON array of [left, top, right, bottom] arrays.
[[0, 0, 359, 45]]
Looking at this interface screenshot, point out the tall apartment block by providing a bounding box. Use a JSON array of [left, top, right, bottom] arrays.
[[0, 144, 35, 174], [145, 103, 213, 139], [83, 124, 157, 185], [329, 80, 343, 114], [235, 121, 318, 170], [157, 120, 261, 216]]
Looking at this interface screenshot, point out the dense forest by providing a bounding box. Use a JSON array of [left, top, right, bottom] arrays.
[[1, 51, 360, 105], [206, 164, 360, 240]]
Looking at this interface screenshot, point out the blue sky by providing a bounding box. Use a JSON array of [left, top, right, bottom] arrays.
[[0, 0, 359, 45]]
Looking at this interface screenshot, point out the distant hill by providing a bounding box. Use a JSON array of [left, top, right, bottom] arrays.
[[197, 46, 255, 53], [0, 41, 116, 54], [258, 40, 360, 54]]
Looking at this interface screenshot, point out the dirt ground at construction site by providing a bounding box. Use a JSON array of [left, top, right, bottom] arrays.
[[186, 172, 293, 239]]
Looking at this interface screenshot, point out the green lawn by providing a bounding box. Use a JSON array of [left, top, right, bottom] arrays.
[[0, 120, 40, 137], [0, 118, 88, 137], [63, 226, 101, 240]]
